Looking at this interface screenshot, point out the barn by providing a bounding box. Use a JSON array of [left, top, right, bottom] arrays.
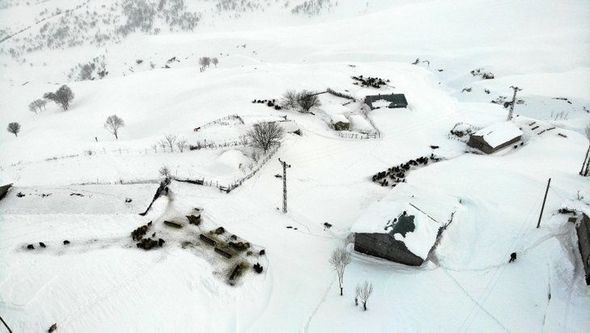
[[329, 113, 351, 131], [351, 201, 441, 266], [467, 122, 523, 154], [0, 183, 13, 201], [364, 93, 408, 110], [576, 213, 590, 285]]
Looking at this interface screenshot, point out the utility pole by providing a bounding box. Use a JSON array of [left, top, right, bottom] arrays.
[[537, 178, 551, 229], [507, 86, 522, 121], [278, 158, 291, 213]]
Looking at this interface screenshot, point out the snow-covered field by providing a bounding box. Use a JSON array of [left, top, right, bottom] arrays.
[[1, 0, 589, 332]]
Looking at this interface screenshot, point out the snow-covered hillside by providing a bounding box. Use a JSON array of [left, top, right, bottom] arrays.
[[1, 0, 589, 332]]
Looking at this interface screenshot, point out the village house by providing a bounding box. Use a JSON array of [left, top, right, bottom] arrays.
[[351, 201, 441, 266], [364, 93, 408, 110], [577, 213, 590, 285], [0, 183, 12, 201], [467, 121, 523, 154]]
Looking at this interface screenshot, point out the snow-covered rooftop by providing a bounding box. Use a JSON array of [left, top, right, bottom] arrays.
[[473, 121, 523, 148], [351, 201, 440, 259]]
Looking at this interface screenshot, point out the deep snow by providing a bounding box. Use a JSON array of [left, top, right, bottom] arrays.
[[1, 0, 590, 332]]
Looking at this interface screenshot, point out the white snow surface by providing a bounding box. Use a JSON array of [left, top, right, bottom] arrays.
[[0, 0, 589, 332], [473, 121, 524, 148]]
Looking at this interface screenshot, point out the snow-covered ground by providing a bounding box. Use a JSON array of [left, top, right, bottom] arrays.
[[1, 0, 589, 332]]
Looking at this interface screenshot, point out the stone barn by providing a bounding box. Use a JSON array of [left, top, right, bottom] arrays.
[[351, 202, 441, 266], [0, 183, 12, 201], [467, 121, 523, 154], [365, 94, 408, 110], [329, 113, 351, 131], [577, 213, 590, 285]]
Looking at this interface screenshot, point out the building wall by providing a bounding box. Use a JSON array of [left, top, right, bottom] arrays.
[[354, 233, 424, 266], [577, 214, 590, 285], [467, 135, 521, 154], [0, 184, 12, 201]]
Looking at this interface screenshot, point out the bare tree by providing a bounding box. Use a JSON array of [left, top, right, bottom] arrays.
[[176, 138, 188, 152], [44, 85, 74, 111], [159, 165, 171, 179], [163, 134, 177, 152], [211, 57, 219, 67], [329, 247, 351, 296], [104, 114, 125, 139], [357, 281, 373, 311], [297, 90, 321, 113], [281, 90, 299, 110], [7, 122, 21, 137], [199, 57, 211, 71], [247, 122, 284, 153], [581, 124, 590, 176], [28, 99, 47, 114]]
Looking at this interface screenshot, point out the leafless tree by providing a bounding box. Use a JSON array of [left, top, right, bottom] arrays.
[[104, 114, 125, 139], [281, 90, 299, 110], [176, 138, 188, 152], [7, 122, 21, 137], [211, 57, 219, 67], [159, 165, 171, 179], [247, 122, 284, 153], [297, 90, 321, 113], [199, 57, 211, 71], [44, 85, 74, 111], [329, 247, 351, 296], [29, 99, 47, 114], [581, 124, 590, 176], [357, 281, 373, 311], [163, 134, 177, 152]]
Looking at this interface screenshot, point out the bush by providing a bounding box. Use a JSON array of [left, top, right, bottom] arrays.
[[297, 90, 321, 113], [7, 122, 21, 137], [247, 122, 284, 152], [44, 85, 74, 111]]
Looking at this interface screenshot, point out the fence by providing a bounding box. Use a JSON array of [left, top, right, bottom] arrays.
[[197, 114, 244, 130], [176, 143, 281, 193]]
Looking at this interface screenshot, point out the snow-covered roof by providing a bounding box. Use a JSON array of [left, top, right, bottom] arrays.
[[351, 201, 440, 259], [473, 122, 523, 148], [348, 114, 373, 132], [276, 120, 300, 132], [330, 113, 349, 124]]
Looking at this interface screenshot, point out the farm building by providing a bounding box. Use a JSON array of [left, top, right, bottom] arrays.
[[576, 213, 590, 285], [0, 183, 12, 201], [329, 113, 351, 131], [364, 93, 408, 110], [467, 121, 523, 154], [351, 201, 441, 266]]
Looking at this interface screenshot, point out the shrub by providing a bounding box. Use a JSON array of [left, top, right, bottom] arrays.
[[7, 122, 21, 136], [44, 85, 74, 111]]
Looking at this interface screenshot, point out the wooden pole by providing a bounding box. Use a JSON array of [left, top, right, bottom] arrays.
[[279, 158, 291, 213], [537, 178, 551, 229], [507, 86, 522, 121], [0, 315, 12, 333]]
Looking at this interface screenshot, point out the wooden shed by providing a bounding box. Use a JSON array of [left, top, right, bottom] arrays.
[[351, 202, 440, 266], [467, 122, 522, 154], [364, 94, 408, 110], [329, 113, 351, 131], [577, 213, 590, 285], [0, 183, 13, 201]]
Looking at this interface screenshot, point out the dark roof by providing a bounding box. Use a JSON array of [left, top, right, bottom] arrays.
[[365, 94, 408, 109], [0, 183, 13, 201], [390, 214, 415, 237]]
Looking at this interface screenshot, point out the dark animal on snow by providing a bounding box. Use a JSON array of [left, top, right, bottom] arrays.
[[253, 263, 263, 273], [509, 252, 517, 263], [48, 323, 57, 332], [323, 222, 333, 229], [27, 244, 34, 250], [259, 249, 266, 255], [63, 240, 70, 245], [39, 242, 46, 248]]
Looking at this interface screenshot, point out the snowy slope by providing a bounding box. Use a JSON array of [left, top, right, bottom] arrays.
[[1, 0, 590, 332]]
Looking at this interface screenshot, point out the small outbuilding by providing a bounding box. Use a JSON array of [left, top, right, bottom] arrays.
[[351, 202, 441, 266], [365, 94, 408, 110], [577, 213, 590, 285], [329, 113, 351, 131], [467, 121, 523, 154], [0, 183, 13, 201]]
